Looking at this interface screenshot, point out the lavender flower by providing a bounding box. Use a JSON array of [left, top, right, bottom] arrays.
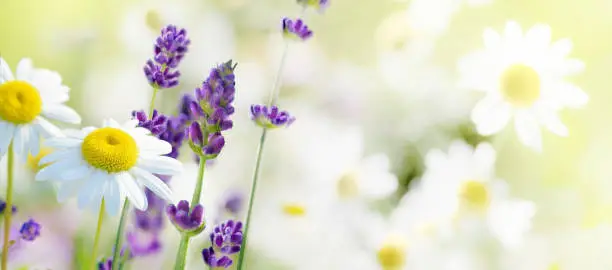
[[282, 18, 313, 41], [188, 60, 237, 158], [126, 231, 162, 257], [166, 200, 205, 233], [250, 104, 296, 129], [144, 25, 191, 89], [19, 219, 41, 241], [202, 220, 243, 268], [159, 116, 187, 159], [0, 200, 17, 215], [297, 0, 329, 11], [223, 192, 243, 216], [132, 110, 168, 135], [98, 258, 112, 270]]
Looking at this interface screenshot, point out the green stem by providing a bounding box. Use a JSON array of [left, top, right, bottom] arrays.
[[1, 143, 13, 270], [236, 129, 268, 270], [267, 42, 289, 106], [112, 86, 160, 269], [173, 154, 207, 270], [90, 200, 105, 270], [111, 200, 129, 270]]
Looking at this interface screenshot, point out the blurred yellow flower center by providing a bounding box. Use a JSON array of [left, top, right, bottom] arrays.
[[459, 180, 490, 208], [27, 147, 53, 172], [548, 263, 561, 270], [282, 203, 306, 216], [81, 127, 138, 173], [337, 172, 359, 199], [500, 64, 541, 106], [145, 10, 164, 32], [0, 81, 42, 124], [377, 238, 407, 270]]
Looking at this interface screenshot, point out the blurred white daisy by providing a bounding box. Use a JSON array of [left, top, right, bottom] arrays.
[[458, 21, 588, 151], [0, 58, 81, 158], [418, 140, 536, 247], [35, 118, 182, 215]]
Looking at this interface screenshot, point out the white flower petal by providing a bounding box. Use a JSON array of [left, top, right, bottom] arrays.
[[40, 147, 80, 164], [35, 116, 64, 138], [15, 58, 34, 81], [137, 155, 182, 176], [551, 38, 572, 58], [136, 135, 172, 156], [558, 83, 589, 108], [514, 112, 542, 152], [561, 59, 585, 75], [44, 137, 82, 149], [0, 122, 15, 156], [36, 158, 84, 181], [536, 109, 568, 137], [504, 21, 523, 46], [0, 57, 14, 82], [28, 127, 41, 157], [77, 177, 104, 209], [524, 24, 551, 49], [117, 172, 147, 211], [472, 97, 512, 136], [130, 167, 173, 202], [471, 94, 504, 123], [104, 179, 122, 216], [487, 200, 535, 248], [123, 119, 139, 129], [56, 182, 82, 203], [12, 125, 31, 159], [104, 119, 122, 128], [483, 28, 501, 49], [42, 104, 81, 124]]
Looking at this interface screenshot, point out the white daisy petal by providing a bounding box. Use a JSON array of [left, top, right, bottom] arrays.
[[504, 21, 523, 46], [28, 127, 41, 157], [0, 122, 15, 156], [123, 119, 139, 129], [137, 135, 172, 155], [514, 112, 542, 151], [36, 158, 84, 181], [56, 182, 83, 203], [525, 24, 551, 49], [561, 59, 585, 75], [471, 94, 504, 123], [0, 57, 14, 82], [104, 179, 122, 216], [77, 177, 104, 209], [40, 148, 80, 164], [42, 104, 81, 124], [483, 28, 501, 49], [472, 98, 512, 136], [137, 155, 182, 175], [536, 109, 568, 137], [15, 58, 34, 81], [130, 167, 173, 202], [44, 137, 82, 149], [35, 116, 64, 138], [551, 38, 572, 58], [117, 172, 147, 210], [12, 126, 30, 159], [558, 83, 589, 108]]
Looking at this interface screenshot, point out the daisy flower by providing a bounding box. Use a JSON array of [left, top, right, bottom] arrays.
[[418, 140, 536, 248], [458, 21, 588, 151], [0, 58, 81, 158], [35, 118, 182, 216]]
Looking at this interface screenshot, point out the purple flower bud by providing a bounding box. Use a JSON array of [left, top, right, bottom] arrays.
[[203, 133, 225, 156], [223, 192, 243, 215], [202, 247, 233, 268], [132, 109, 169, 136], [0, 200, 17, 215], [166, 200, 205, 232], [188, 122, 204, 146], [202, 219, 243, 268], [250, 104, 296, 129], [282, 18, 313, 41], [19, 219, 41, 241], [297, 0, 330, 12], [144, 25, 190, 89], [144, 60, 180, 89]]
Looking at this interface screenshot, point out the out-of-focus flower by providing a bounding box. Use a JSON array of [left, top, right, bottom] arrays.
[[26, 147, 53, 173], [458, 21, 588, 151], [19, 219, 41, 241], [0, 58, 81, 158], [132, 110, 168, 136], [202, 220, 243, 268], [282, 18, 313, 41], [250, 104, 295, 129], [223, 191, 243, 216], [166, 200, 205, 233], [144, 25, 191, 89], [0, 199, 17, 215], [418, 140, 535, 247], [35, 119, 182, 215], [126, 230, 162, 257], [296, 0, 329, 12]]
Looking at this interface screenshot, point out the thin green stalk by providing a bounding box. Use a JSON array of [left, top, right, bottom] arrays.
[[267, 42, 289, 105], [236, 129, 268, 270], [173, 154, 207, 270], [1, 143, 13, 270], [90, 200, 105, 270], [112, 86, 160, 269]]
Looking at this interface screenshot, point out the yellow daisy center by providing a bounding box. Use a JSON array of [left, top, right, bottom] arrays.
[[548, 263, 561, 270], [337, 172, 359, 199], [27, 147, 53, 172], [0, 81, 43, 124], [282, 203, 306, 217], [459, 180, 490, 209], [377, 237, 407, 270], [81, 127, 139, 173], [500, 64, 541, 106]]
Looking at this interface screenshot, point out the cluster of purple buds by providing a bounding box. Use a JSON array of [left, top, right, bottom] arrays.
[[202, 220, 243, 268], [296, 0, 330, 12], [166, 200, 205, 234], [98, 248, 132, 270], [250, 104, 295, 129], [282, 18, 313, 41], [0, 200, 17, 215], [144, 25, 191, 88], [19, 219, 41, 241], [187, 60, 237, 158], [132, 110, 168, 135]]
